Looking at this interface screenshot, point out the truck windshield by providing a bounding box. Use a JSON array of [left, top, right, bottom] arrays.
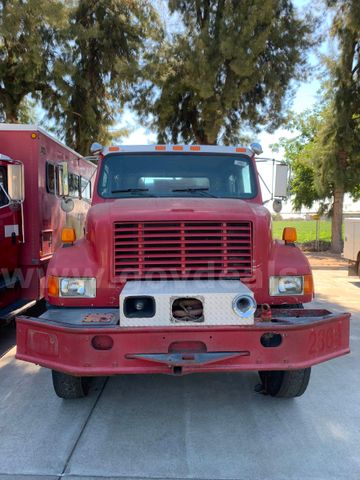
[[98, 153, 257, 199]]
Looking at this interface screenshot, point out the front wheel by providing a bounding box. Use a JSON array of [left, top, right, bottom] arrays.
[[52, 370, 91, 399], [258, 368, 311, 398]]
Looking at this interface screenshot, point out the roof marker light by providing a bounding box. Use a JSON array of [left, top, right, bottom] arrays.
[[236, 147, 247, 153], [155, 145, 166, 151], [109, 146, 120, 152], [190, 146, 201, 151], [173, 146, 183, 151]]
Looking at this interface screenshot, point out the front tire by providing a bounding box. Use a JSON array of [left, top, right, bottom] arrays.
[[52, 370, 90, 399], [258, 368, 311, 398]]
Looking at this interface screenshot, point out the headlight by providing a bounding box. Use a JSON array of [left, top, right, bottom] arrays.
[[59, 278, 96, 298], [269, 276, 303, 296]]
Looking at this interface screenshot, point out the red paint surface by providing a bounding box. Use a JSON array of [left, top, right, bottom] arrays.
[[16, 312, 350, 376]]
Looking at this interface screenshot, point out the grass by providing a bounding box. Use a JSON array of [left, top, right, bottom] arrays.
[[272, 220, 332, 243]]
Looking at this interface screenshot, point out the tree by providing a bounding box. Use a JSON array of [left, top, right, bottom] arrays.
[[279, 99, 360, 252], [278, 0, 360, 253], [133, 0, 314, 145], [323, 0, 360, 252], [0, 0, 67, 122], [44, 0, 162, 155]]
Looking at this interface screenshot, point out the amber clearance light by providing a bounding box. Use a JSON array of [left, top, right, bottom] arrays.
[[61, 227, 76, 244], [282, 227, 297, 244], [47, 276, 59, 297], [304, 274, 314, 295]]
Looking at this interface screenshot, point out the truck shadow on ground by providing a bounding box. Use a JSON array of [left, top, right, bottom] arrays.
[[0, 321, 16, 357]]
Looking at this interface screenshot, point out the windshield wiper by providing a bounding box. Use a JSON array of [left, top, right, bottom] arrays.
[[171, 187, 217, 198], [111, 188, 156, 197]]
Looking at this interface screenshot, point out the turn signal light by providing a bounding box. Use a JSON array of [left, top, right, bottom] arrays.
[[304, 274, 314, 295], [282, 227, 297, 243], [47, 276, 59, 297], [61, 227, 76, 244]]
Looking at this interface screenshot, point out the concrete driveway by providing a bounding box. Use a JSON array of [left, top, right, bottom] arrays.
[[0, 266, 359, 480]]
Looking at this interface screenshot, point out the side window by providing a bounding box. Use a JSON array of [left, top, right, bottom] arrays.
[[46, 162, 55, 194], [0, 167, 7, 188], [80, 176, 91, 200], [69, 173, 80, 198], [0, 166, 9, 207]]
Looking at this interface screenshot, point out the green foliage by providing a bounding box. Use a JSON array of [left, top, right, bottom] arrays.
[[44, 0, 162, 155], [325, 0, 360, 188], [0, 0, 68, 122], [133, 0, 314, 145], [272, 220, 332, 243], [278, 0, 360, 252], [278, 106, 334, 212]]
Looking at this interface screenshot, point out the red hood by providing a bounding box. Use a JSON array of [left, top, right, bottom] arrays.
[[88, 197, 269, 224]]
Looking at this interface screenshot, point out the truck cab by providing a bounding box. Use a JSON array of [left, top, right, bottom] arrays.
[[16, 144, 350, 399]]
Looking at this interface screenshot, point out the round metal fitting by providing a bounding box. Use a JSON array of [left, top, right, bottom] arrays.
[[232, 294, 257, 318]]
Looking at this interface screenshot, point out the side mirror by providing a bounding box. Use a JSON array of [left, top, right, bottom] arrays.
[[250, 142, 263, 155], [90, 142, 103, 154], [60, 197, 74, 213], [272, 199, 283, 213], [7, 163, 25, 201], [274, 163, 289, 198]]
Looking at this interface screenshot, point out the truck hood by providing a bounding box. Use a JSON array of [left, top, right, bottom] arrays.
[[88, 197, 269, 224]]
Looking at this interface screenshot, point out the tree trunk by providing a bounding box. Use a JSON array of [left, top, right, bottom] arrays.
[[1, 90, 23, 123], [4, 104, 20, 123], [331, 187, 344, 253]]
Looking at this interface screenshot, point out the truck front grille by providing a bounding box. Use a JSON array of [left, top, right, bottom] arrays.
[[113, 221, 253, 280]]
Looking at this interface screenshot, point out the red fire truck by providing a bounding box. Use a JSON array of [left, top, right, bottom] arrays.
[[0, 125, 96, 322], [16, 143, 350, 399]]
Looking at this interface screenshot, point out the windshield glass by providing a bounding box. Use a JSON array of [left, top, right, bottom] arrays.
[[98, 153, 257, 199]]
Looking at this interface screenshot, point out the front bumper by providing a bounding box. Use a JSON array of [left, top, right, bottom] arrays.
[[16, 308, 350, 376]]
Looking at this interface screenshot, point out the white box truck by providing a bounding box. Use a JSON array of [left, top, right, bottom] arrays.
[[344, 218, 360, 276]]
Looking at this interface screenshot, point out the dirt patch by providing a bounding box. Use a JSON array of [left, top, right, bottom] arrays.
[[305, 251, 348, 269]]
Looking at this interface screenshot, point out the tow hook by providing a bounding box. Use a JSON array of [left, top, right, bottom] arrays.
[[260, 304, 272, 322]]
